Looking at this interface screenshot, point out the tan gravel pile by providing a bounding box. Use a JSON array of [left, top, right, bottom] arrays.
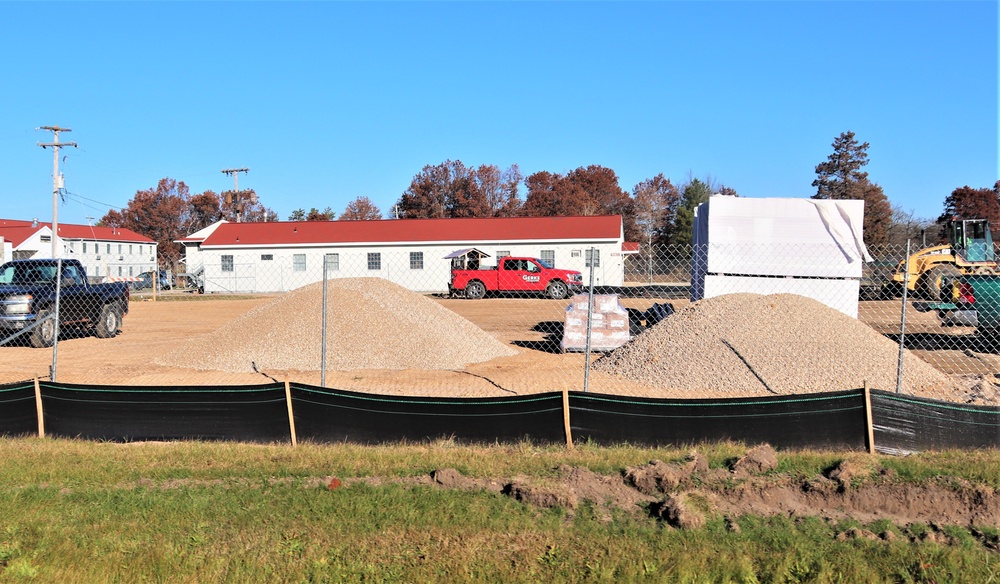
[[594, 293, 959, 396], [155, 278, 517, 373]]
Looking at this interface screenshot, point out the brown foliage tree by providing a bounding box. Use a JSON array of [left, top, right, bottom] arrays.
[[186, 191, 222, 232], [397, 161, 524, 219], [397, 160, 482, 219], [937, 182, 1000, 242], [339, 197, 383, 220], [100, 178, 190, 268], [101, 178, 278, 270], [939, 183, 1000, 225], [812, 131, 892, 245], [522, 165, 638, 240]]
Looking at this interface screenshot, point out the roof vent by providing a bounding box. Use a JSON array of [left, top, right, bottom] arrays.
[[32, 218, 38, 228]]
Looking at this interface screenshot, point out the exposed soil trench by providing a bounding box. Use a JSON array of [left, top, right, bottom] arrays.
[[334, 446, 999, 549]]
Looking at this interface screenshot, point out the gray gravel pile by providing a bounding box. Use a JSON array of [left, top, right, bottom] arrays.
[[155, 278, 517, 373], [594, 293, 958, 395]]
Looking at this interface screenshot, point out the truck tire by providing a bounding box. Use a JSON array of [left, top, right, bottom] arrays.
[[29, 308, 56, 348], [465, 281, 486, 300], [95, 303, 122, 338], [922, 264, 962, 301], [546, 280, 568, 300]]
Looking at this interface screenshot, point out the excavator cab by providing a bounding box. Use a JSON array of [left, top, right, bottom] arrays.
[[950, 219, 994, 264]]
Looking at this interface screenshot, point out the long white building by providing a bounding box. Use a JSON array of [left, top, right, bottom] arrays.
[[0, 219, 158, 282], [178, 215, 631, 294]]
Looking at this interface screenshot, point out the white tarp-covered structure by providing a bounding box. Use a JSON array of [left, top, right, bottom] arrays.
[[690, 196, 871, 318]]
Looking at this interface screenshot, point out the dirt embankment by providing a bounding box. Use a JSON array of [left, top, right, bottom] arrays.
[[417, 445, 998, 548]]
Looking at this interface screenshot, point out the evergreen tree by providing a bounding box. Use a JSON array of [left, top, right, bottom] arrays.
[[812, 131, 892, 245], [671, 179, 712, 245]]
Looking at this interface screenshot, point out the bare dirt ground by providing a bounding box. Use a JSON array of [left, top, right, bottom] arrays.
[[0, 292, 995, 401], [410, 446, 1000, 536]]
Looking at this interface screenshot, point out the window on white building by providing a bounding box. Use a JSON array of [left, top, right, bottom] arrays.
[[410, 252, 423, 270], [261, 254, 273, 261], [293, 254, 306, 272], [222, 255, 234, 272], [540, 249, 555, 267], [367, 252, 381, 271], [585, 249, 600, 268], [324, 253, 339, 272], [83, 242, 87, 254], [496, 250, 510, 259]]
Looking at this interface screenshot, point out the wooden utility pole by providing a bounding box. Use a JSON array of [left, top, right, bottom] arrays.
[[37, 126, 77, 258], [221, 167, 249, 222]]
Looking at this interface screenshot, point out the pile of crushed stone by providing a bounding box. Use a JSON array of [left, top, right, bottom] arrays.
[[155, 278, 517, 373], [594, 293, 959, 396]]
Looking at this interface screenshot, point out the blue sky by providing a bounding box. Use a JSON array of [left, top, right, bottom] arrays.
[[1, 1, 996, 228]]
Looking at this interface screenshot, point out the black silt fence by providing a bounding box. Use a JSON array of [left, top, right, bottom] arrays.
[[568, 390, 869, 449], [37, 382, 290, 443], [871, 390, 1000, 454], [0, 381, 38, 437], [1, 381, 997, 452], [290, 384, 567, 445]]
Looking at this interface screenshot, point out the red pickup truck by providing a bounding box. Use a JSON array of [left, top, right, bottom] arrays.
[[450, 255, 584, 300]]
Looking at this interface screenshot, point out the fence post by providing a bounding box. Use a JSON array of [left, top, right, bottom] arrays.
[[864, 381, 875, 454], [583, 247, 596, 393], [321, 257, 328, 387], [34, 377, 45, 438], [562, 386, 574, 449], [51, 258, 63, 382], [896, 240, 910, 394], [284, 379, 298, 447]]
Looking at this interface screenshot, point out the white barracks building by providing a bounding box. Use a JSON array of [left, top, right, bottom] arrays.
[[0, 219, 157, 282], [178, 215, 630, 294]]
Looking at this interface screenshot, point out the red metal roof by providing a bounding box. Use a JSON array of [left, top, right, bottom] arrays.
[[0, 219, 154, 246], [621, 242, 640, 253], [0, 225, 46, 248], [199, 215, 624, 247]]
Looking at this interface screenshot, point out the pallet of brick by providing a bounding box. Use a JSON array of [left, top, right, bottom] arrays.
[[561, 294, 631, 353]]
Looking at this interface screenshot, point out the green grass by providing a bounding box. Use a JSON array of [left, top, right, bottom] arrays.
[[0, 438, 998, 583]]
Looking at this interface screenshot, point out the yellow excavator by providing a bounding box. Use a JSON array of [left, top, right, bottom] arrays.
[[891, 218, 999, 301]]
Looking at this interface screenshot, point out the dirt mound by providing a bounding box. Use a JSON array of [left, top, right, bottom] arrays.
[[594, 293, 959, 397], [155, 278, 517, 373], [732, 444, 779, 477]]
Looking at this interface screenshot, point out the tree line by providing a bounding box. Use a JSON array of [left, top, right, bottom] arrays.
[[100, 131, 995, 269]]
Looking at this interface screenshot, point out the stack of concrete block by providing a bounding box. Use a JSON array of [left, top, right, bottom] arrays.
[[561, 294, 631, 353]]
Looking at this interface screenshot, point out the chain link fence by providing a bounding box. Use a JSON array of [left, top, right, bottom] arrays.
[[1, 244, 997, 406]]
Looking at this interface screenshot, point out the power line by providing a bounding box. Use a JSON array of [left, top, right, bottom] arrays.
[[62, 190, 124, 212]]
